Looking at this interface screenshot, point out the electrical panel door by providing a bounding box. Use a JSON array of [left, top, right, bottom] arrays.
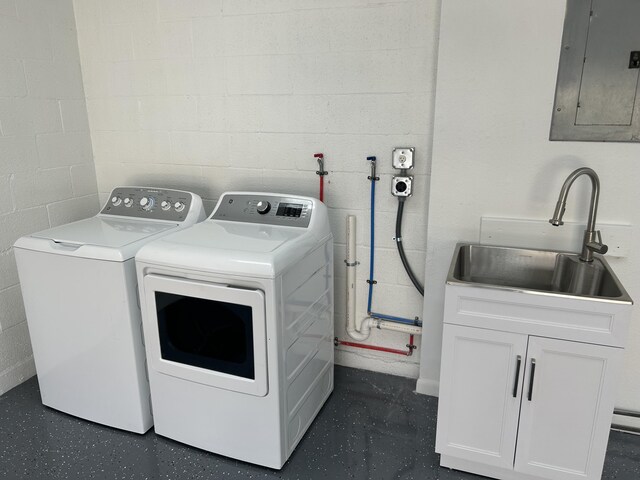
[[551, 0, 640, 142]]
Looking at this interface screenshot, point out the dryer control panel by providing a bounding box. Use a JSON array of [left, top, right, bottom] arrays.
[[212, 194, 313, 228], [100, 187, 195, 222]]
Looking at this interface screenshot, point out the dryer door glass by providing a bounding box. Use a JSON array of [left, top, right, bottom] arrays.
[[143, 274, 268, 397], [155, 292, 255, 379]]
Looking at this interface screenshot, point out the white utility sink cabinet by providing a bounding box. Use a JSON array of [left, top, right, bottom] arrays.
[[435, 283, 633, 480]]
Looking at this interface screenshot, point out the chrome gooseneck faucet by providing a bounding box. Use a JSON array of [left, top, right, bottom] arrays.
[[549, 167, 608, 262]]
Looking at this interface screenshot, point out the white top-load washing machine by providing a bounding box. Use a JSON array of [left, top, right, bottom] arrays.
[[135, 192, 334, 469], [14, 187, 205, 434]]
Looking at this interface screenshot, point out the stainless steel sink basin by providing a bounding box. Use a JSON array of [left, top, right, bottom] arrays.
[[447, 243, 632, 303]]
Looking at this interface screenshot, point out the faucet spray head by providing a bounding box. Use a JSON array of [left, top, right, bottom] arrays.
[[549, 201, 566, 226]]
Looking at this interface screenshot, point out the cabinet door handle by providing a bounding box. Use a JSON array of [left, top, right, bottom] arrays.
[[527, 358, 536, 401], [512, 355, 522, 398]]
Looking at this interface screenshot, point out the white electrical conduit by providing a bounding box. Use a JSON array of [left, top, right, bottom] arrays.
[[345, 215, 422, 341]]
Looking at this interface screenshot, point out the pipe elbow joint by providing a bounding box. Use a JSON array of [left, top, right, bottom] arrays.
[[346, 317, 373, 341]]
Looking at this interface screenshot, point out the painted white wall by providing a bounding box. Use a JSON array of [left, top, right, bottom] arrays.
[[417, 0, 640, 416], [0, 0, 98, 394], [73, 0, 441, 377]]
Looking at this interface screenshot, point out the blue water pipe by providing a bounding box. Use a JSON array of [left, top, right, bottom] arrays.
[[365, 156, 422, 328]]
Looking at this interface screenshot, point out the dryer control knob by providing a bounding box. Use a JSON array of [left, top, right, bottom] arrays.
[[256, 201, 271, 214], [161, 200, 171, 211], [111, 196, 122, 206], [140, 197, 155, 211], [174, 201, 185, 212], [123, 198, 133, 208]]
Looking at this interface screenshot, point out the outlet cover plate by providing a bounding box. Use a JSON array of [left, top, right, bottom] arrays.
[[392, 176, 413, 197], [393, 147, 414, 170]]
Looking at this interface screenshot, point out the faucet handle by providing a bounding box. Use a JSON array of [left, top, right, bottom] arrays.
[[586, 231, 608, 255], [586, 242, 608, 254]]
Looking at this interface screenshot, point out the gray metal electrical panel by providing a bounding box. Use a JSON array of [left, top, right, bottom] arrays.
[[550, 0, 640, 142]]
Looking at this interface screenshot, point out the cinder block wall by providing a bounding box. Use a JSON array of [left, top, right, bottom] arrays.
[[0, 0, 98, 394], [74, 0, 440, 377]]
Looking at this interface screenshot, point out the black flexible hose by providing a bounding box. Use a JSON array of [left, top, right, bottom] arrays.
[[395, 198, 424, 296]]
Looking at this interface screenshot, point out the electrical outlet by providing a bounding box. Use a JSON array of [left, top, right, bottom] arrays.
[[392, 147, 414, 170], [392, 176, 413, 197]]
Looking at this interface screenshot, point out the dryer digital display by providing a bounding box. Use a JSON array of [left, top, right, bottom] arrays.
[[276, 203, 303, 218]]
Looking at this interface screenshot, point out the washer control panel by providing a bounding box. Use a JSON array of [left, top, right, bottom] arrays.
[[212, 194, 313, 228], [100, 187, 194, 222]]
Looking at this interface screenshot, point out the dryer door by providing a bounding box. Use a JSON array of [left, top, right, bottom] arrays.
[[143, 274, 268, 397]]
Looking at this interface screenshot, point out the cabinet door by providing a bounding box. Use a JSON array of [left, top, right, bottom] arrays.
[[515, 337, 623, 480], [436, 324, 528, 469]]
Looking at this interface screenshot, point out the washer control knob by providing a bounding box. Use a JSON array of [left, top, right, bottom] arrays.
[[256, 201, 271, 215], [140, 197, 155, 211], [174, 201, 185, 212], [161, 200, 171, 211], [123, 198, 133, 208], [111, 196, 122, 206]]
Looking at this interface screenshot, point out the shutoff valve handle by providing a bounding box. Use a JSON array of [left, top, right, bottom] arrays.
[[314, 153, 327, 176]]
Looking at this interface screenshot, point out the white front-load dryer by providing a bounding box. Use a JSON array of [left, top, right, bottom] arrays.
[[14, 187, 205, 433], [136, 192, 334, 469]]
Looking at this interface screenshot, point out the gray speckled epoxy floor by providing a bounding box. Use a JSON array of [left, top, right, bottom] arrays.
[[1, 366, 639, 480]]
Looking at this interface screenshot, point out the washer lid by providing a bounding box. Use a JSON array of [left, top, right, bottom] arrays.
[[14, 217, 179, 262], [30, 217, 176, 248]]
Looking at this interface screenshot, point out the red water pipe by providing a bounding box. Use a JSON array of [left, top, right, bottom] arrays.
[[314, 153, 327, 202], [335, 334, 415, 357]]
